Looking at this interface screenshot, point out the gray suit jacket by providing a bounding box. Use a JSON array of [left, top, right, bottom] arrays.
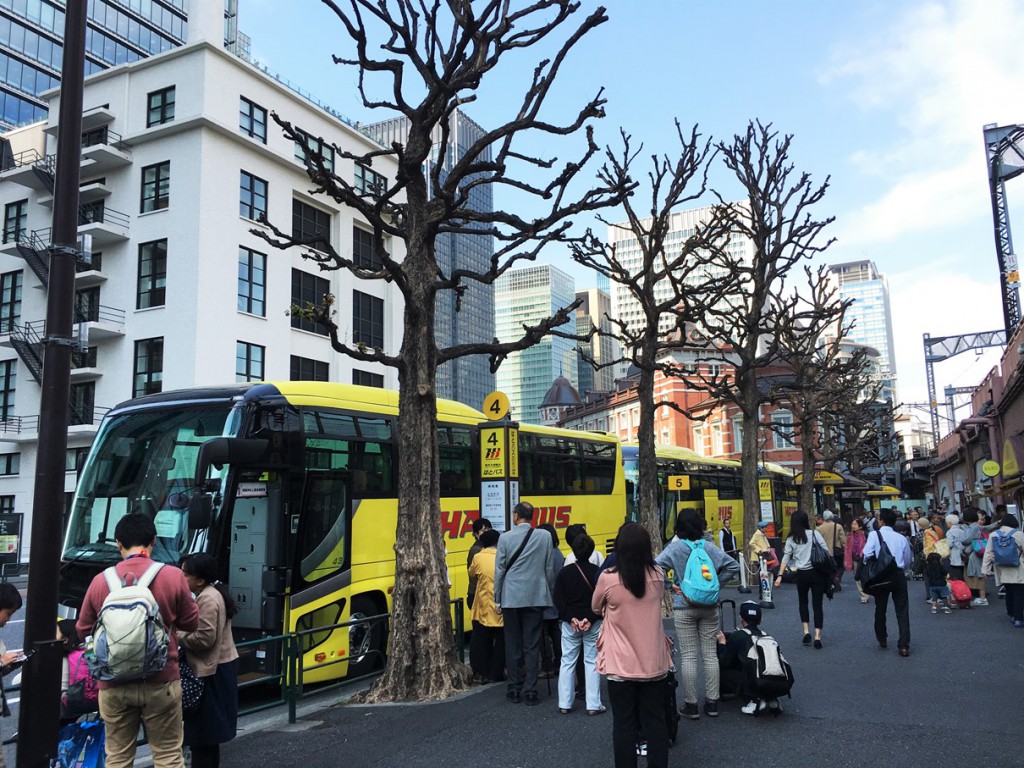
[[493, 523, 558, 609]]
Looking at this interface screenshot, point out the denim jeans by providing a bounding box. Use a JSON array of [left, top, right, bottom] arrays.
[[558, 620, 602, 710]]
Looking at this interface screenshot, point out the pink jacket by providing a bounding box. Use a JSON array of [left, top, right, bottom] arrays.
[[845, 531, 866, 570], [592, 566, 671, 680]]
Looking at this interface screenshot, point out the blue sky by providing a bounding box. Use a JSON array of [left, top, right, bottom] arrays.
[[239, 0, 1024, 408]]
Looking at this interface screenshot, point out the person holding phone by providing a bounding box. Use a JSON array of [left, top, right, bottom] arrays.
[[0, 582, 24, 768]]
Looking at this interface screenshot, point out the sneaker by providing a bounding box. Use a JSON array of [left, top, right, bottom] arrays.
[[1014, 620, 1024, 629], [766, 698, 782, 715], [999, 586, 1006, 597], [931, 605, 937, 614], [636, 741, 648, 757], [813, 638, 822, 649], [741, 699, 760, 715], [524, 692, 539, 707], [587, 706, 607, 716], [802, 633, 812, 645], [506, 689, 522, 704], [943, 606, 952, 614], [679, 702, 700, 720], [971, 597, 989, 606], [703, 700, 719, 717]]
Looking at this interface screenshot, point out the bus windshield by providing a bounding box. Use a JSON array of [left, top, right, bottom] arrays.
[[63, 404, 237, 565]]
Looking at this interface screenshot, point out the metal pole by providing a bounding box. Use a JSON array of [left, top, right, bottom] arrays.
[[758, 554, 775, 609], [736, 552, 752, 594], [16, 1, 86, 764]]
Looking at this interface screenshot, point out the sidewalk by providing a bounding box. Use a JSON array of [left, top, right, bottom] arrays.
[[215, 578, 1016, 768]]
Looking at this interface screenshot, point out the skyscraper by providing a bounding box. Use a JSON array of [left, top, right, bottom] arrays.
[[827, 260, 897, 401], [575, 287, 617, 397], [0, 0, 243, 129], [366, 110, 495, 409], [495, 264, 577, 424]]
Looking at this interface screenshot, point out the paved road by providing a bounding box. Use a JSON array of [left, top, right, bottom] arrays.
[[211, 577, 1019, 768], [4, 577, 1020, 767]]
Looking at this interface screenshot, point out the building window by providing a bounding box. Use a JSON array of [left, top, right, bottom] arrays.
[[0, 360, 15, 420], [133, 337, 163, 398], [72, 346, 98, 369], [292, 199, 331, 249], [0, 271, 22, 334], [291, 269, 329, 335], [65, 447, 88, 472], [293, 128, 335, 172], [732, 416, 743, 452], [3, 200, 27, 244], [0, 496, 12, 514], [238, 247, 266, 316], [74, 287, 100, 323], [69, 382, 95, 426], [240, 171, 268, 220], [711, 421, 723, 456], [353, 369, 384, 388], [290, 355, 328, 382], [355, 163, 386, 196], [140, 161, 170, 212], [352, 226, 382, 270], [239, 96, 267, 143], [692, 425, 705, 457], [236, 341, 265, 383], [136, 239, 167, 309], [772, 411, 795, 449], [0, 453, 18, 475], [352, 290, 384, 349], [146, 86, 175, 127]]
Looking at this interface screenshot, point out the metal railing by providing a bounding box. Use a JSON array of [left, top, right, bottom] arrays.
[[0, 406, 109, 435]]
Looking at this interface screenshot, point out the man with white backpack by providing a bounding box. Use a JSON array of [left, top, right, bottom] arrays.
[[76, 513, 199, 768]]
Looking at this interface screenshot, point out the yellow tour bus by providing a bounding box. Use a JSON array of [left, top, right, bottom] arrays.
[[58, 382, 624, 682]]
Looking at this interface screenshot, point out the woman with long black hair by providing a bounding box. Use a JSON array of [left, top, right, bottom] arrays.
[[178, 553, 240, 768], [774, 510, 830, 649], [592, 523, 672, 768]]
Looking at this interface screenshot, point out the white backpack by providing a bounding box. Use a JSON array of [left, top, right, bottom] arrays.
[[743, 629, 794, 698], [89, 562, 170, 682]]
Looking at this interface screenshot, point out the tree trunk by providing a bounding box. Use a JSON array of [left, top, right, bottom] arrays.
[[800, 420, 817, 522], [636, 354, 661, 553], [360, 228, 470, 702], [740, 371, 762, 552]]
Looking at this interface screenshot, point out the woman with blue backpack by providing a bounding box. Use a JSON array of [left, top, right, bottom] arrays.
[[981, 513, 1024, 628], [655, 509, 739, 720], [774, 510, 831, 649]]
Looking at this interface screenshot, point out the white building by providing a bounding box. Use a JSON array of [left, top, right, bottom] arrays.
[[0, 13, 404, 560]]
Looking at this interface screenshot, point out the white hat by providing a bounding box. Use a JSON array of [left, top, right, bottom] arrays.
[[945, 513, 960, 526]]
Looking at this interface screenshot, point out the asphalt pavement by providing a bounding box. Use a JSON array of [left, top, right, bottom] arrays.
[[216, 577, 1021, 768], [3, 576, 1021, 768]]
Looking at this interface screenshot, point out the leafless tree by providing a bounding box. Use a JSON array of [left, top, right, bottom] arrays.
[[572, 124, 735, 548], [768, 266, 878, 517], [681, 121, 836, 547], [253, 0, 628, 702]]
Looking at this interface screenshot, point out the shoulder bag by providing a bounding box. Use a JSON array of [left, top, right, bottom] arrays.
[[179, 647, 205, 714], [504, 527, 535, 573], [810, 532, 836, 576], [860, 530, 899, 596]]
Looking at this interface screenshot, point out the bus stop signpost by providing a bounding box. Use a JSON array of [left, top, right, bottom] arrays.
[[480, 392, 519, 532]]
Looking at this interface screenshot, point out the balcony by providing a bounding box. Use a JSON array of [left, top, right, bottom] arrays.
[[0, 406, 110, 443], [74, 303, 126, 341], [0, 123, 131, 192], [79, 128, 132, 174], [2, 215, 123, 288], [39, 179, 113, 208], [0, 149, 54, 192]]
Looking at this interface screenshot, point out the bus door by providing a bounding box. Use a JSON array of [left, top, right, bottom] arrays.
[[228, 472, 289, 675], [287, 470, 357, 683]]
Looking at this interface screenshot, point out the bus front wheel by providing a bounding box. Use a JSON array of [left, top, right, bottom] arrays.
[[348, 596, 386, 676]]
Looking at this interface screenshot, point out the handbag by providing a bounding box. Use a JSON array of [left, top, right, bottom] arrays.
[[810, 533, 836, 575], [179, 650, 205, 714], [62, 651, 99, 719], [861, 531, 899, 596]]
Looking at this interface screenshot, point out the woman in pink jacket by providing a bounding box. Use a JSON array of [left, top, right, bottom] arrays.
[[844, 518, 870, 603], [592, 523, 672, 768]]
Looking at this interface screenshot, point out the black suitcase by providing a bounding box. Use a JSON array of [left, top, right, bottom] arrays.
[[665, 667, 680, 746]]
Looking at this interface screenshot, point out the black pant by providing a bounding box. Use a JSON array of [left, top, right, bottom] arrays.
[[795, 568, 826, 629], [502, 607, 543, 695], [607, 678, 668, 768], [540, 617, 561, 674], [470, 620, 506, 681], [191, 744, 220, 768], [1006, 583, 1024, 621], [874, 570, 911, 649]]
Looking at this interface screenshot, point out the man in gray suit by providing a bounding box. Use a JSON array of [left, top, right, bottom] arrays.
[[494, 501, 558, 705]]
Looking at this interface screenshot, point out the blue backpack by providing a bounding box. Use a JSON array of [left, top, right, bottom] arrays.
[[680, 539, 720, 607], [991, 529, 1021, 567]]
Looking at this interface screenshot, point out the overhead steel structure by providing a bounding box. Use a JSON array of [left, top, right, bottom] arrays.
[[984, 123, 1024, 337]]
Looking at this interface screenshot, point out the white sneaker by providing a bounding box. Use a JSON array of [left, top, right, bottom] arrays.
[[741, 699, 759, 715], [636, 741, 647, 757], [972, 597, 989, 606]]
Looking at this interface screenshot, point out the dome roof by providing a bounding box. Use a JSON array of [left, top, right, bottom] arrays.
[[541, 375, 581, 407]]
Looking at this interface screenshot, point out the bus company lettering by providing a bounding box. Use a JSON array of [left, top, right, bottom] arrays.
[[439, 506, 573, 538]]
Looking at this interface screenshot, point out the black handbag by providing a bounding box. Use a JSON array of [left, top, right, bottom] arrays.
[[179, 650, 205, 714], [810, 534, 836, 576], [861, 531, 899, 595]]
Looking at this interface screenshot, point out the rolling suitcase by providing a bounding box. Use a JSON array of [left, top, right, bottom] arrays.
[[664, 667, 680, 746], [719, 598, 737, 633]]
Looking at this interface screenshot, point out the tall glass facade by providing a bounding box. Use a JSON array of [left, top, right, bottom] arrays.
[[495, 264, 577, 424], [0, 0, 231, 128], [367, 110, 495, 409]]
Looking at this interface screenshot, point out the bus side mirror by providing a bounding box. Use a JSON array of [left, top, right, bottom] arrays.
[[193, 438, 268, 489], [188, 494, 213, 530]]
